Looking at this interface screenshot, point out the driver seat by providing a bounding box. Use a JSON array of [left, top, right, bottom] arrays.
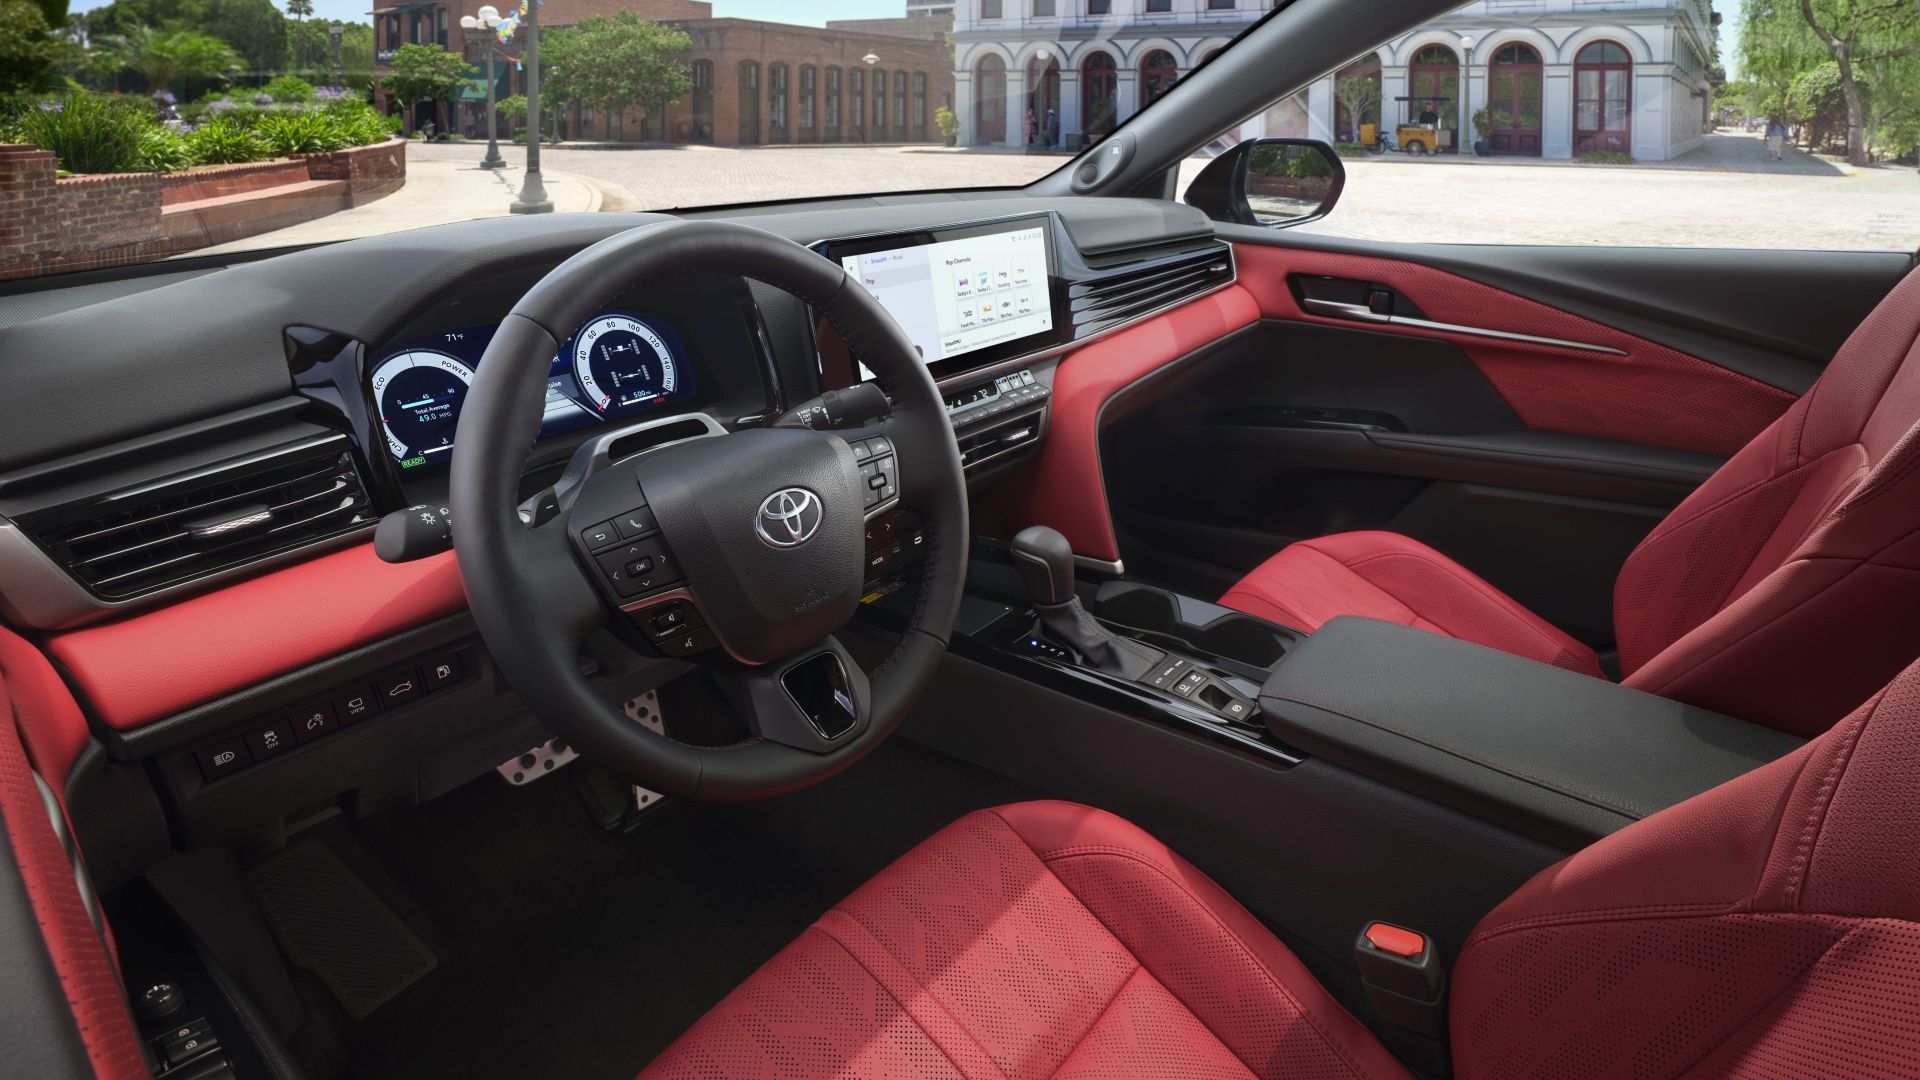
[[640, 657, 1920, 1078]]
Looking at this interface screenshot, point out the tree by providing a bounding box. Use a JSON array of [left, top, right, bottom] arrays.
[[107, 23, 241, 97], [1333, 69, 1380, 143], [380, 41, 466, 135], [85, 0, 285, 80], [1794, 0, 1920, 164], [285, 19, 374, 90], [0, 0, 58, 94], [540, 12, 692, 135]]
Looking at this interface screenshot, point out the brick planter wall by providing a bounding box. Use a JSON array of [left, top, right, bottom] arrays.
[[0, 138, 406, 281]]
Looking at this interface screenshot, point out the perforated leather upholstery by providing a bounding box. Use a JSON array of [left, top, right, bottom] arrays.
[[1226, 268, 1920, 736]]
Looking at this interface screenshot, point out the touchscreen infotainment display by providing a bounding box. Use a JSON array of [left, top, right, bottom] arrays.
[[839, 222, 1052, 365]]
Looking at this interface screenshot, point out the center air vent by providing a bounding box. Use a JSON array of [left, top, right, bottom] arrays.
[[20, 435, 374, 601], [1070, 241, 1234, 339]]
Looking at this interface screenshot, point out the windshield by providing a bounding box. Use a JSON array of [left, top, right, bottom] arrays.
[[7, 0, 1228, 281]]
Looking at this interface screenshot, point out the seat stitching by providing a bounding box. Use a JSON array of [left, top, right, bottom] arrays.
[[820, 906, 1018, 1080], [1338, 550, 1595, 668], [799, 923, 985, 1080], [1030, 842, 1388, 1080], [1780, 691, 1879, 906]]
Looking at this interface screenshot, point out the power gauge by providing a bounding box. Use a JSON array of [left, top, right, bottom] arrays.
[[371, 349, 474, 467]]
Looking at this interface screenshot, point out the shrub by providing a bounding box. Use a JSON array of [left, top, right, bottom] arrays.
[[185, 117, 266, 164], [12, 94, 153, 174], [1577, 150, 1635, 165], [257, 111, 345, 155], [1330, 141, 1370, 158], [135, 127, 195, 172], [262, 75, 315, 105]]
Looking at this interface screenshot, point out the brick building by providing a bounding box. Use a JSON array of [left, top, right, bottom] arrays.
[[373, 0, 954, 147]]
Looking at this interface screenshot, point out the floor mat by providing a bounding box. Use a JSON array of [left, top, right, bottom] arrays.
[[340, 736, 1043, 1080], [248, 838, 438, 1020]]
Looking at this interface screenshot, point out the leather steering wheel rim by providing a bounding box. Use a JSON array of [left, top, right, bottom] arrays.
[[450, 219, 969, 802]]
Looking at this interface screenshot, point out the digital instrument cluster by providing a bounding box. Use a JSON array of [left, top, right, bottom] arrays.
[[369, 311, 695, 471]]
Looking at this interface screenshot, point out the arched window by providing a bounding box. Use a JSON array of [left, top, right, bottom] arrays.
[[975, 54, 1006, 144], [1139, 49, 1178, 108], [1408, 43, 1457, 140], [768, 63, 789, 142], [1574, 41, 1632, 154], [825, 67, 842, 137], [850, 68, 865, 140], [690, 60, 714, 143], [913, 72, 928, 140], [872, 68, 888, 137], [893, 70, 907, 132], [799, 65, 817, 137], [1485, 43, 1542, 155], [1082, 51, 1118, 141], [738, 61, 761, 144], [1331, 59, 1379, 143]]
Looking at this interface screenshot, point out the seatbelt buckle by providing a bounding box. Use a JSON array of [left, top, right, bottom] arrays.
[[1354, 921, 1447, 1040]]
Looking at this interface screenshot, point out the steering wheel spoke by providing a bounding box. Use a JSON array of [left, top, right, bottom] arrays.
[[726, 636, 872, 752]]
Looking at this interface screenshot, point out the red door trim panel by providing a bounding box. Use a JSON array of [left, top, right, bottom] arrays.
[[46, 544, 466, 732], [1233, 243, 1796, 458], [975, 285, 1262, 562]]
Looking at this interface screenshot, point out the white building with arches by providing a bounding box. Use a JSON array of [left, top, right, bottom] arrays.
[[951, 0, 1718, 161]]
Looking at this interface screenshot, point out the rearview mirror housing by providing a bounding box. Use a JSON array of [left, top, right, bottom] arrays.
[[1184, 138, 1345, 229]]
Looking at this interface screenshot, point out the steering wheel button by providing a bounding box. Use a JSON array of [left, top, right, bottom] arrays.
[[661, 628, 715, 656], [582, 520, 621, 550], [627, 556, 656, 577], [867, 473, 887, 491], [867, 437, 893, 458], [851, 439, 874, 461], [619, 506, 659, 537]]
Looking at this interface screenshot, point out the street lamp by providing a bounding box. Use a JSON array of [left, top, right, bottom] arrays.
[[862, 52, 879, 66], [1458, 34, 1475, 154], [460, 6, 506, 170], [511, 0, 552, 213]]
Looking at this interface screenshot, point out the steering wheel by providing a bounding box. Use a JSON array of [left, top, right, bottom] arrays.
[[450, 220, 968, 802]]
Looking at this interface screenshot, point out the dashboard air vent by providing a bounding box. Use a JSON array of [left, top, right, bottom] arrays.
[[21, 436, 374, 601], [1069, 241, 1234, 339]]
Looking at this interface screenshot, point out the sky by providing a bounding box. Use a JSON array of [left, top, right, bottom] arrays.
[[69, 0, 909, 26]]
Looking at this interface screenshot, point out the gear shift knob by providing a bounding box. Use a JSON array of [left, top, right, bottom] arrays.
[[1011, 525, 1077, 606]]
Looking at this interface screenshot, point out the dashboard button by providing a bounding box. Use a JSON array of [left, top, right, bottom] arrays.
[[196, 739, 250, 781], [422, 653, 462, 690], [617, 506, 659, 537], [581, 520, 620, 550], [288, 702, 337, 743], [377, 670, 422, 707], [659, 627, 715, 656], [334, 686, 378, 724], [246, 721, 293, 760]]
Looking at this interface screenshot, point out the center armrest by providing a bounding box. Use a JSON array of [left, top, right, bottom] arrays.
[[1258, 617, 1805, 847]]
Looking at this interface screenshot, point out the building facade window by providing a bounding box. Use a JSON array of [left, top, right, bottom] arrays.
[[1408, 43, 1458, 142], [850, 68, 866, 140], [799, 66, 817, 135], [893, 70, 908, 131], [769, 63, 789, 142], [1205, 0, 1234, 9], [1574, 41, 1632, 155], [913, 72, 928, 139], [1486, 43, 1543, 155], [1082, 51, 1118, 140], [1033, 0, 1054, 15], [1139, 48, 1177, 108], [739, 61, 761, 145], [981, 0, 1001, 18], [872, 68, 888, 136], [1332, 58, 1379, 142], [690, 60, 714, 143], [1145, 0, 1170, 12], [1087, 0, 1110, 13], [825, 67, 842, 136], [975, 54, 1006, 143]]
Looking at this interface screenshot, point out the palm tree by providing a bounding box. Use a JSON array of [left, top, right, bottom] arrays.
[[108, 25, 243, 98], [286, 0, 313, 71]]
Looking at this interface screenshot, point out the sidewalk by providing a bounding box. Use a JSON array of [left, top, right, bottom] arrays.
[[1358, 132, 1852, 176], [196, 144, 604, 254]]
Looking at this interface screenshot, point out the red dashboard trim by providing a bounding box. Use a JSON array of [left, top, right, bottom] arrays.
[[974, 285, 1262, 562], [45, 544, 466, 732]]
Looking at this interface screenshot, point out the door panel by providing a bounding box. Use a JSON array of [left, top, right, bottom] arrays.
[[1103, 232, 1912, 648]]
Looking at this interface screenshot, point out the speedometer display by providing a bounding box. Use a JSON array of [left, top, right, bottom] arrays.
[[572, 315, 680, 416], [371, 350, 473, 468]]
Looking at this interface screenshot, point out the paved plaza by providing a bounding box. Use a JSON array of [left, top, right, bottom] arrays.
[[275, 133, 1920, 255]]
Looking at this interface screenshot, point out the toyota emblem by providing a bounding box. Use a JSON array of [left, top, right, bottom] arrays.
[[755, 487, 823, 548]]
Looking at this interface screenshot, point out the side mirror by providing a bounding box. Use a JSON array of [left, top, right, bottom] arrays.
[[1184, 138, 1345, 229]]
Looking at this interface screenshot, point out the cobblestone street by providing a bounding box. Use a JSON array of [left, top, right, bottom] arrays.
[[396, 136, 1920, 252]]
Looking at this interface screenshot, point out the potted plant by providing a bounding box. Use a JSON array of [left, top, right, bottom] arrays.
[[934, 105, 958, 148], [1471, 107, 1493, 156]]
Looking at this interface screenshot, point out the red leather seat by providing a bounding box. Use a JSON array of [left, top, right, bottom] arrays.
[[1223, 269, 1920, 737], [641, 657, 1920, 1078]]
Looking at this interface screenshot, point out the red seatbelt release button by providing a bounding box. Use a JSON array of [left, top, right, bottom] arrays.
[[1363, 921, 1427, 960]]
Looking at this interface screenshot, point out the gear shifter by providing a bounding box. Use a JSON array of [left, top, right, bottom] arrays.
[[1010, 526, 1164, 680]]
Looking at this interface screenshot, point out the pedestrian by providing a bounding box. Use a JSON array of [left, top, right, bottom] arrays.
[[1046, 107, 1059, 149], [1418, 99, 1439, 128], [1023, 108, 1037, 147], [1765, 115, 1788, 160]]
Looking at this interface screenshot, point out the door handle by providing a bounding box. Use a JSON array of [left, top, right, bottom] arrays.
[[1300, 297, 1626, 356]]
